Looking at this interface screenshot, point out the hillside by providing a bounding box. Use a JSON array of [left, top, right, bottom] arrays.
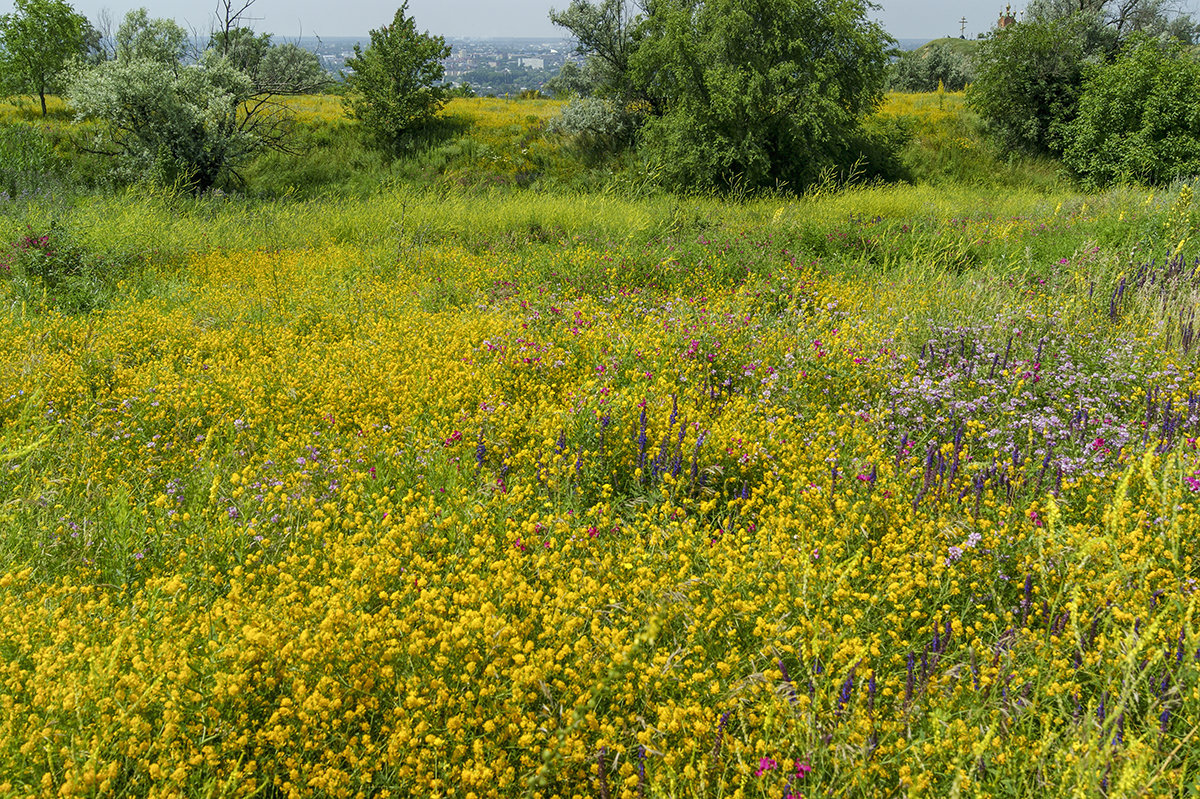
[[1, 93, 1198, 797]]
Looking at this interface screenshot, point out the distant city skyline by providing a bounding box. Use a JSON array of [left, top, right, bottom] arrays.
[[2, 0, 1197, 41]]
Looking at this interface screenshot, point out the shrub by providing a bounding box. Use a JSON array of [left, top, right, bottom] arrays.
[[1061, 35, 1200, 187], [553, 0, 893, 193], [0, 222, 109, 312], [967, 14, 1107, 154], [890, 39, 976, 92], [634, 0, 892, 192], [68, 52, 259, 192], [343, 2, 452, 154], [547, 96, 637, 162]]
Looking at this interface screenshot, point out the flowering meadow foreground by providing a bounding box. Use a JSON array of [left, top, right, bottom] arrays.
[[2, 180, 1200, 798]]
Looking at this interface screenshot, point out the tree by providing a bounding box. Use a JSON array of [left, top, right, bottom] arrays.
[[66, 5, 329, 191], [1061, 35, 1200, 187], [544, 61, 593, 98], [967, 14, 1105, 155], [343, 2, 452, 153], [552, 0, 892, 191], [1025, 0, 1199, 43], [0, 0, 90, 116], [68, 49, 258, 190], [549, 0, 642, 101], [211, 26, 272, 76], [115, 6, 189, 64]]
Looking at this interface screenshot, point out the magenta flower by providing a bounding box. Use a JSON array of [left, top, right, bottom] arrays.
[[755, 756, 778, 776]]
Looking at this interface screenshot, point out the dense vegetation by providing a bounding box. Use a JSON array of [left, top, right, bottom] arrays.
[[888, 37, 976, 93]]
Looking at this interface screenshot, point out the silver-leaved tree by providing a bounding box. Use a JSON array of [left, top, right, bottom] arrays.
[[67, 1, 329, 192]]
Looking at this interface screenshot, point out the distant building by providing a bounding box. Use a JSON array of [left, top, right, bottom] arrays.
[[998, 5, 1016, 28], [518, 57, 545, 70]]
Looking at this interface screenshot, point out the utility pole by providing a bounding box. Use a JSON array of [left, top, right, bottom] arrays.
[[959, 16, 968, 38]]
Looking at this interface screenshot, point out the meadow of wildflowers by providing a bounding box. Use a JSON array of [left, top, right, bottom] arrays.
[[1, 97, 1200, 797]]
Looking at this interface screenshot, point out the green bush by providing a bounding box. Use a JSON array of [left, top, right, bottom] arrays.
[[889, 39, 976, 92], [967, 14, 1108, 154], [547, 97, 637, 163], [1, 222, 110, 312], [1062, 35, 1200, 188], [343, 2, 452, 155], [0, 124, 68, 202], [551, 0, 893, 193], [630, 0, 892, 192]]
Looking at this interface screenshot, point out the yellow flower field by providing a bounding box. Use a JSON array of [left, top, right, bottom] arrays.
[[2, 177, 1199, 798]]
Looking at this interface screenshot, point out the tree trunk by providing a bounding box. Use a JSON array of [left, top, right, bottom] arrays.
[[39, 90, 47, 117]]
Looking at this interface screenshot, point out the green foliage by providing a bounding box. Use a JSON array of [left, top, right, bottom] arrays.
[[890, 38, 977, 92], [255, 43, 328, 94], [0, 124, 68, 202], [1026, 0, 1198, 43], [67, 8, 330, 192], [548, 0, 639, 101], [211, 28, 329, 95], [209, 26, 271, 73], [0, 0, 90, 116], [544, 60, 593, 98], [630, 0, 892, 192], [67, 51, 258, 191], [1062, 36, 1200, 188], [114, 7, 189, 64], [343, 2, 452, 154], [0, 222, 110, 312], [967, 14, 1105, 155], [550, 0, 892, 193], [547, 96, 638, 162]]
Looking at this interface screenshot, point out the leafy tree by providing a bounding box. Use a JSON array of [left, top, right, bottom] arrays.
[[547, 2, 646, 161], [114, 7, 189, 64], [544, 61, 593, 98], [0, 0, 90, 116], [549, 0, 641, 101], [254, 42, 328, 94], [207, 5, 328, 96], [554, 0, 892, 191], [210, 26, 271, 75], [967, 14, 1105, 154], [67, 5, 328, 191], [1061, 35, 1200, 187], [1025, 0, 1198, 42], [68, 49, 258, 190], [344, 2, 452, 153]]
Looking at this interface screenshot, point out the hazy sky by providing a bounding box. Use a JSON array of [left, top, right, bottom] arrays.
[[0, 0, 1037, 40]]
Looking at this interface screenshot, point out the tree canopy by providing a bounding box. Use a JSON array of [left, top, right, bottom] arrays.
[[0, 0, 91, 116], [890, 38, 977, 93], [1025, 0, 1199, 43], [1062, 35, 1200, 187], [967, 14, 1103, 155], [66, 3, 331, 191], [114, 6, 189, 65], [550, 0, 892, 191]]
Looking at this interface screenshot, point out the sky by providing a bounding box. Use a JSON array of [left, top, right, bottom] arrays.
[[0, 0, 1035, 41]]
